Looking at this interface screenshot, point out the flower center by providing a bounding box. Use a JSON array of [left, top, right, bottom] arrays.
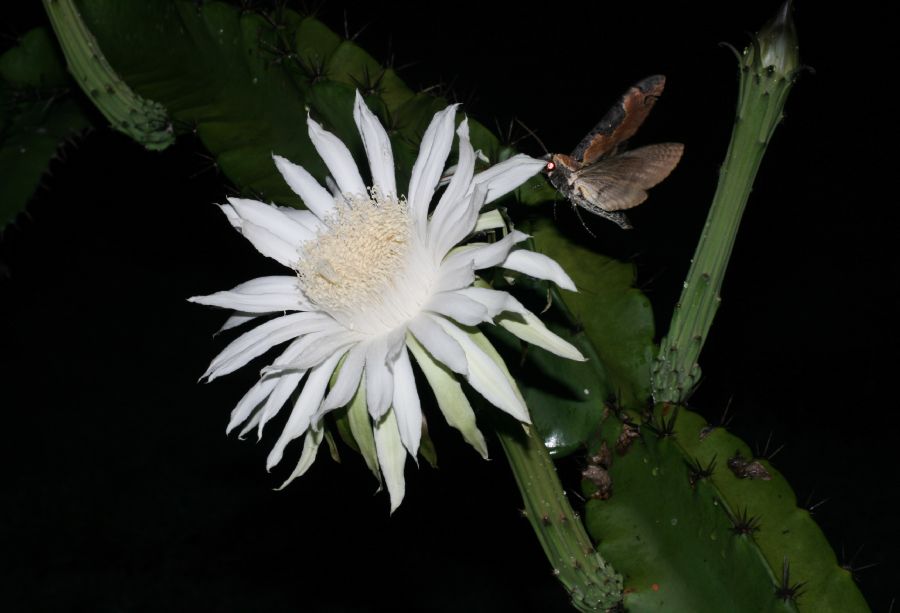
[[296, 190, 411, 319]]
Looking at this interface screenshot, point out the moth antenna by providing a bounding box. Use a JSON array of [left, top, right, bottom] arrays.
[[514, 117, 550, 156]]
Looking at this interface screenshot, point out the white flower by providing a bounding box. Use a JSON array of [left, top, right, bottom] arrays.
[[191, 92, 584, 511]]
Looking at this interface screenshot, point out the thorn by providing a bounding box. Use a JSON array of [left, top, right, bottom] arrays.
[[774, 557, 806, 603]]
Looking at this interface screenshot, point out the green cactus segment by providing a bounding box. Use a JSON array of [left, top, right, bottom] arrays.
[[652, 4, 801, 404], [498, 423, 624, 612], [673, 410, 868, 612], [0, 27, 90, 231], [65, 1, 506, 207], [526, 218, 656, 409], [42, 0, 173, 150], [584, 405, 868, 612]]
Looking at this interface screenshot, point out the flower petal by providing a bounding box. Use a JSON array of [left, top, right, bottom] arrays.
[[498, 312, 586, 361], [407, 335, 488, 458], [441, 230, 529, 274], [407, 315, 468, 376], [353, 90, 396, 200], [226, 197, 315, 245], [256, 369, 306, 437], [266, 350, 344, 470], [216, 311, 258, 335], [428, 118, 475, 248], [365, 336, 395, 420], [202, 312, 332, 381], [435, 258, 476, 294], [473, 209, 505, 233], [275, 428, 324, 490], [189, 276, 309, 313], [226, 376, 280, 434], [407, 104, 458, 235], [374, 407, 406, 513], [430, 316, 530, 423], [426, 291, 489, 326], [275, 205, 324, 233], [321, 343, 366, 411], [277, 330, 358, 372], [468, 153, 545, 204], [501, 249, 577, 291], [392, 346, 422, 457], [307, 116, 367, 196], [452, 286, 518, 318], [272, 156, 336, 219], [346, 372, 382, 486], [237, 220, 299, 268], [430, 183, 488, 263]]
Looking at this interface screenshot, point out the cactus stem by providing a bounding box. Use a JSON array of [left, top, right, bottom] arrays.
[[496, 423, 623, 611], [42, 0, 174, 150], [652, 2, 800, 403]]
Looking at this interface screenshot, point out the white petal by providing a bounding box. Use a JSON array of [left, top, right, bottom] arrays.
[[473, 209, 505, 233], [429, 118, 475, 245], [501, 249, 577, 291], [279, 330, 358, 371], [432, 316, 530, 423], [391, 347, 422, 457], [431, 184, 488, 262], [202, 312, 332, 381], [407, 335, 488, 458], [226, 376, 280, 434], [426, 291, 489, 326], [346, 373, 382, 485], [307, 116, 367, 196], [226, 197, 314, 246], [498, 311, 586, 361], [275, 428, 324, 490], [275, 205, 324, 233], [407, 104, 458, 235], [272, 155, 336, 219], [321, 343, 366, 411], [189, 276, 308, 313], [468, 154, 545, 204], [219, 202, 241, 228], [452, 286, 518, 318], [435, 258, 475, 294], [364, 336, 394, 420], [239, 220, 299, 268], [441, 230, 529, 274], [374, 408, 406, 513], [216, 311, 257, 335], [256, 369, 306, 437], [266, 350, 344, 470], [407, 316, 467, 376], [353, 90, 396, 199]]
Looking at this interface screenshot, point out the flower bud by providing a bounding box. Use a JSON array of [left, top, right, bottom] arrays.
[[754, 0, 800, 77]]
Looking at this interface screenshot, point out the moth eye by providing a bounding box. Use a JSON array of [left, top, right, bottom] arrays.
[[545, 161, 556, 172]]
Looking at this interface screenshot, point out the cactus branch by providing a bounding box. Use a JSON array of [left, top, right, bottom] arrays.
[[652, 1, 801, 403], [496, 423, 623, 612], [43, 0, 174, 150]]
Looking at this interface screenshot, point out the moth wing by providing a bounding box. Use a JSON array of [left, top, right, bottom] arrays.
[[572, 75, 667, 165], [573, 143, 683, 212]]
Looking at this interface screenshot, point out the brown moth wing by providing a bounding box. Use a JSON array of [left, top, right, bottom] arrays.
[[572, 143, 684, 212], [571, 75, 667, 166]]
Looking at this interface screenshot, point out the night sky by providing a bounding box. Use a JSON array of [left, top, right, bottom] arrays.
[[2, 2, 897, 611]]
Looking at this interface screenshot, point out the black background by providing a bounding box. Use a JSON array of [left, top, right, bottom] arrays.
[[2, 2, 897, 611]]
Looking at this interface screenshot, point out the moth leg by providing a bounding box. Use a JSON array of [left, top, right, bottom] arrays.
[[571, 193, 633, 231], [570, 203, 598, 238]]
